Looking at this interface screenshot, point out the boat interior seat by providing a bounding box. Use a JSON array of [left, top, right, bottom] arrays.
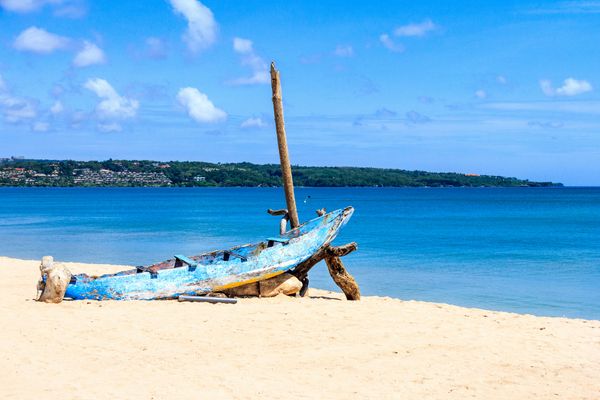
[[136, 265, 158, 279], [174, 254, 199, 271], [223, 250, 247, 262], [267, 237, 290, 248]]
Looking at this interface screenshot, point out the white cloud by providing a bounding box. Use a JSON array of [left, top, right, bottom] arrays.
[[73, 41, 106, 67], [229, 37, 269, 85], [233, 37, 253, 54], [540, 78, 593, 96], [177, 87, 226, 123], [84, 78, 139, 119], [50, 100, 64, 114], [97, 122, 122, 132], [0, 0, 86, 17], [379, 19, 437, 54], [556, 78, 593, 96], [0, 0, 59, 12], [379, 34, 404, 52], [241, 117, 268, 128], [0, 74, 38, 123], [394, 19, 437, 37], [32, 121, 49, 132], [1, 97, 37, 123], [475, 89, 487, 99], [13, 26, 70, 54], [1, 0, 43, 12], [334, 45, 354, 57], [168, 0, 217, 53], [497, 75, 508, 84], [53, 2, 86, 18]]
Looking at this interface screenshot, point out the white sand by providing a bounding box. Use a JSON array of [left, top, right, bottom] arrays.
[[1, 256, 599, 399]]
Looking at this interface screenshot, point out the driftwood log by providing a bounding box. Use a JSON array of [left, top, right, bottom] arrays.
[[324, 248, 360, 300], [292, 242, 360, 300], [37, 256, 72, 303]]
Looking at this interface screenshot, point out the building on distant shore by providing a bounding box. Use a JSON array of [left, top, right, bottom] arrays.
[[0, 156, 25, 162]]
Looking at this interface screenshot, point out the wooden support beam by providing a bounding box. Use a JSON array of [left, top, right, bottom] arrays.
[[292, 241, 360, 300], [270, 62, 300, 228], [292, 246, 329, 282], [324, 242, 360, 300], [324, 254, 360, 301], [325, 242, 357, 257]]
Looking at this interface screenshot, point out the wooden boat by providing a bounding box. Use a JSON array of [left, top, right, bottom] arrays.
[[63, 207, 354, 300]]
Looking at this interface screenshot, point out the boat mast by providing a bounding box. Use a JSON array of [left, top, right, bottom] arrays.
[[270, 62, 300, 228]]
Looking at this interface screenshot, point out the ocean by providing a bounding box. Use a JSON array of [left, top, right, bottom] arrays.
[[1, 187, 598, 319]]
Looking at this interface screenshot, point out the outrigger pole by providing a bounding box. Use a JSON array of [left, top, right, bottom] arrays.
[[270, 62, 300, 229], [268, 62, 361, 300]]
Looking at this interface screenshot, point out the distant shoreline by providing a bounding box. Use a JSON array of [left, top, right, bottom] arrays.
[[0, 158, 562, 188], [0, 185, 569, 189]]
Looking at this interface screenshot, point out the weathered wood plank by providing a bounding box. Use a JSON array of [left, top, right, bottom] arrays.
[[266, 237, 290, 249], [326, 242, 357, 257], [324, 255, 361, 300], [270, 62, 300, 228], [291, 241, 360, 299], [174, 254, 198, 269]]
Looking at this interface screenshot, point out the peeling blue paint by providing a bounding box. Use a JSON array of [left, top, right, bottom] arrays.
[[64, 207, 354, 300]]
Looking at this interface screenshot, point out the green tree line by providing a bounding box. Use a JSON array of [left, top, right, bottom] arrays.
[[0, 159, 561, 187]]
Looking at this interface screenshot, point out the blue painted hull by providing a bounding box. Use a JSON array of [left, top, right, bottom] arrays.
[[64, 207, 354, 300]]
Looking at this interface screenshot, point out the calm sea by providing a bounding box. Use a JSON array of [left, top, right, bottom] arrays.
[[1, 187, 599, 319]]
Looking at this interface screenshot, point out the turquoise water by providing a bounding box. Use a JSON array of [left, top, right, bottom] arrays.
[[1, 187, 599, 319]]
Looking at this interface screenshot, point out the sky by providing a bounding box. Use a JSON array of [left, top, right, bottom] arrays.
[[0, 0, 599, 185]]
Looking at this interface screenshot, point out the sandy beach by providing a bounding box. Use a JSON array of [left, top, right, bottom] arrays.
[[1, 256, 598, 399]]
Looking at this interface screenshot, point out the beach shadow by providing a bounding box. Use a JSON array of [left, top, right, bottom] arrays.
[[306, 295, 342, 301]]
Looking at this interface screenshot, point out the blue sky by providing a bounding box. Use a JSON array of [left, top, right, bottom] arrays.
[[0, 0, 599, 185]]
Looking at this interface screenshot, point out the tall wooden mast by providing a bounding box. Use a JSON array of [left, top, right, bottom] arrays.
[[270, 62, 300, 228]]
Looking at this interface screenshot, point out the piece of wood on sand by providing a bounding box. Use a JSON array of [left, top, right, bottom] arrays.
[[324, 244, 361, 300], [37, 256, 72, 303], [292, 241, 361, 300]]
